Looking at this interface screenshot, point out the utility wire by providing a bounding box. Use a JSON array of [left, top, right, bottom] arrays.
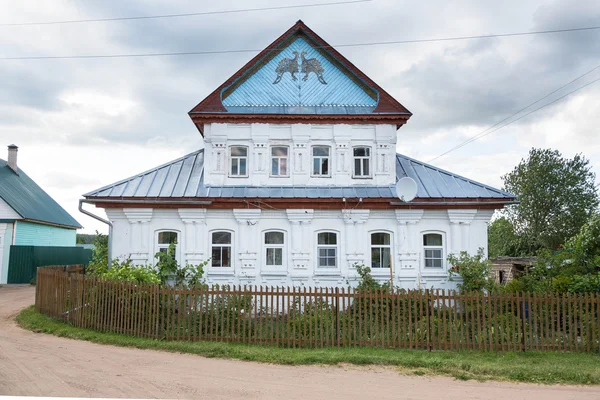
[[0, 0, 372, 26], [1, 25, 599, 60], [428, 70, 600, 163]]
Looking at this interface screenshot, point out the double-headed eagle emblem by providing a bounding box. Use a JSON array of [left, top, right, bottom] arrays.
[[273, 51, 327, 85]]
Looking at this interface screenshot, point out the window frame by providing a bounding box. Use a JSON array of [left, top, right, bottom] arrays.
[[263, 230, 286, 270], [352, 146, 372, 178], [210, 230, 234, 271], [311, 145, 331, 177], [155, 230, 180, 264], [229, 145, 249, 178], [370, 231, 392, 270], [270, 145, 290, 177], [316, 231, 339, 270], [422, 231, 445, 270]]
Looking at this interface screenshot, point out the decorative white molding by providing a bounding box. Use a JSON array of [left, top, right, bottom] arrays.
[[233, 208, 261, 224], [123, 208, 153, 223], [178, 208, 207, 222], [286, 209, 314, 223], [341, 209, 370, 224], [395, 209, 424, 223], [447, 209, 478, 224]]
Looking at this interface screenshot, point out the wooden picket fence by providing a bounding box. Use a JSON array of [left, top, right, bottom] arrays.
[[35, 267, 600, 352]]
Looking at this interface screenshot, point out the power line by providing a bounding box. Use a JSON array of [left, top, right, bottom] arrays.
[[1, 25, 599, 60], [428, 69, 600, 163], [0, 0, 372, 26]]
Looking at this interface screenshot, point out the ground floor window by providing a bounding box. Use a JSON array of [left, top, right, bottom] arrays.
[[212, 231, 232, 268], [317, 232, 337, 268], [264, 231, 284, 267], [423, 233, 444, 268], [156, 231, 178, 261], [371, 232, 391, 268]]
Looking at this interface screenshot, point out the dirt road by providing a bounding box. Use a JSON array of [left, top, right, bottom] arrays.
[[0, 285, 598, 399]]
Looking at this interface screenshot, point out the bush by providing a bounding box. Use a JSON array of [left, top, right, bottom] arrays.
[[447, 248, 496, 292]]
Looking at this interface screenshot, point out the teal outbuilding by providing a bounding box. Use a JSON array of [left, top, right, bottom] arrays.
[[0, 145, 84, 283]]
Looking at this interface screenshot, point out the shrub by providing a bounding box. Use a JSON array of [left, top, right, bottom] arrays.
[[447, 248, 496, 292]]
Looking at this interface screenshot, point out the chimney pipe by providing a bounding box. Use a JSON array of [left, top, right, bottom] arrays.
[[7, 144, 18, 173]]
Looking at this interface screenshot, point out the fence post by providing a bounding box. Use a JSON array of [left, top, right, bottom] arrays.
[[335, 287, 340, 347], [425, 289, 431, 351], [520, 292, 526, 352]]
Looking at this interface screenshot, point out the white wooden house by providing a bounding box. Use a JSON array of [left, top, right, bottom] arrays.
[[83, 21, 515, 289]]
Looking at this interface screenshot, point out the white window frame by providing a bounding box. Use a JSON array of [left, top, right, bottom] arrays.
[[229, 145, 249, 177], [270, 146, 289, 177], [210, 230, 234, 271], [311, 145, 331, 177], [155, 230, 180, 263], [316, 231, 339, 270], [263, 230, 286, 270], [422, 231, 445, 269], [370, 231, 392, 270], [353, 146, 372, 178]]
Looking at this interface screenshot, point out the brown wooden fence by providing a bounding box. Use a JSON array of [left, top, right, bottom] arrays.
[[35, 267, 600, 352]]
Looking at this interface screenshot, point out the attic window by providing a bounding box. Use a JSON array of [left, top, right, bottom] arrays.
[[230, 146, 248, 177]]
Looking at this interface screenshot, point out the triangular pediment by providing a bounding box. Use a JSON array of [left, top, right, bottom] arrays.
[[222, 35, 377, 110], [189, 21, 411, 130]]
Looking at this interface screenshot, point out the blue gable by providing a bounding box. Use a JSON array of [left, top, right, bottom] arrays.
[[222, 36, 378, 111]]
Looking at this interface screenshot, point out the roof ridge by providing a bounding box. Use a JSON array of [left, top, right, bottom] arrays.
[[83, 148, 205, 197], [395, 153, 516, 198]]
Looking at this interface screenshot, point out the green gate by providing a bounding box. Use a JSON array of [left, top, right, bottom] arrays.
[[7, 245, 93, 284]]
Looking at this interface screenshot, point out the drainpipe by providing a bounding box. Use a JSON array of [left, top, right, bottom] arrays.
[[78, 199, 113, 266]]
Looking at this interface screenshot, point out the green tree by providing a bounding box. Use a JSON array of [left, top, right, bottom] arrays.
[[487, 216, 527, 257], [502, 148, 598, 253]]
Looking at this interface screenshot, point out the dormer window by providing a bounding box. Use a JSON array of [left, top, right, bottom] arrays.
[[271, 146, 289, 177], [312, 146, 330, 176], [353, 147, 371, 178], [230, 146, 248, 177]]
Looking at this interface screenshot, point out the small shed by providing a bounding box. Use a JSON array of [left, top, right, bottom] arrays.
[[490, 257, 536, 284]]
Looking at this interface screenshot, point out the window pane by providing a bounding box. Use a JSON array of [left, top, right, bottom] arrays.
[[354, 159, 361, 175], [231, 158, 238, 175], [423, 234, 443, 246], [321, 158, 329, 175], [280, 158, 287, 175], [272, 146, 288, 156], [371, 232, 390, 245], [433, 258, 442, 268], [313, 146, 329, 156], [425, 249, 434, 258], [354, 147, 367, 157], [363, 159, 369, 176], [272, 158, 279, 175], [158, 231, 177, 244], [382, 248, 391, 268], [266, 248, 283, 265], [221, 247, 231, 267], [318, 232, 337, 245], [239, 159, 247, 175], [265, 231, 284, 244], [212, 231, 231, 244], [432, 249, 442, 259], [371, 248, 381, 268], [212, 247, 222, 267], [425, 258, 433, 268], [231, 146, 247, 156], [327, 256, 336, 267], [319, 248, 328, 258], [313, 158, 320, 175]]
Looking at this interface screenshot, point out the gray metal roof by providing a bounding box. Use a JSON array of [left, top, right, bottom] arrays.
[[0, 159, 82, 228], [84, 149, 514, 200]]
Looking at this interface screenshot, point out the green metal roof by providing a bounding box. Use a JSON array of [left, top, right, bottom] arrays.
[[0, 159, 81, 229]]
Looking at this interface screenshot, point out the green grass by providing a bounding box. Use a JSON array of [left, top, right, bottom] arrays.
[[16, 306, 600, 385]]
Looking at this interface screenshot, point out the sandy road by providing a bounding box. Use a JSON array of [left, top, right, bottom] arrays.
[[0, 285, 599, 399]]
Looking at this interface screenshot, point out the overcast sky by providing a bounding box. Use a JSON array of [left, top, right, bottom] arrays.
[[1, 0, 599, 234]]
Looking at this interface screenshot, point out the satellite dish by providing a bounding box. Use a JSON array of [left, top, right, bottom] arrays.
[[395, 177, 418, 202]]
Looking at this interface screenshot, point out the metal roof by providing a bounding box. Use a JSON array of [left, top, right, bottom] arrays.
[[222, 36, 378, 112], [0, 159, 82, 229], [84, 149, 515, 200]]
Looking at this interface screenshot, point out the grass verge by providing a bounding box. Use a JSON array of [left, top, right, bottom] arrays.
[[16, 306, 600, 385]]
